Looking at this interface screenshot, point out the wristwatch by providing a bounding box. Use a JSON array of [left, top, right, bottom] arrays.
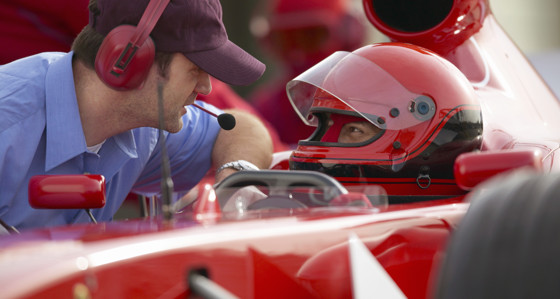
[[216, 160, 259, 174]]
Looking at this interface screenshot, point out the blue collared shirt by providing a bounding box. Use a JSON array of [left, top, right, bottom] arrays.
[[0, 52, 222, 230]]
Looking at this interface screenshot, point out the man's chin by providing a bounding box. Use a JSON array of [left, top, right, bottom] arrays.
[[166, 119, 183, 133], [166, 125, 182, 134]]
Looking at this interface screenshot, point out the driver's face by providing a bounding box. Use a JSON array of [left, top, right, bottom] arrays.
[[338, 121, 381, 144]]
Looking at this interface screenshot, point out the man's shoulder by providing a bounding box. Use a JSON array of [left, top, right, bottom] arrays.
[[0, 53, 65, 133], [1, 52, 66, 80]]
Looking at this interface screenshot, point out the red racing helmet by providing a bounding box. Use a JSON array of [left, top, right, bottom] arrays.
[[287, 43, 483, 202]]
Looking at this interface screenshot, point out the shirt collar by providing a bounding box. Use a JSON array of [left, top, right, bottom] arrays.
[[44, 52, 138, 172]]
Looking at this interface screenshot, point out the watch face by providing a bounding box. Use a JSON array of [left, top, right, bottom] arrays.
[[233, 162, 243, 170]]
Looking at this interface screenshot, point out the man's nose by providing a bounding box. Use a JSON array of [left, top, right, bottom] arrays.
[[195, 71, 212, 95]]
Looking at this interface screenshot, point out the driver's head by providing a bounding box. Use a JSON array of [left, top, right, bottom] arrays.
[[287, 43, 483, 201]]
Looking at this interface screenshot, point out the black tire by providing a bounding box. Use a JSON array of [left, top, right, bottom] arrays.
[[435, 170, 560, 299]]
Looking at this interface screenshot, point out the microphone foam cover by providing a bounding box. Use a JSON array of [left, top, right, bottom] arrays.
[[217, 113, 236, 130]]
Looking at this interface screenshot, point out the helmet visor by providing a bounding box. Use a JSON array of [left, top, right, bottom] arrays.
[[287, 51, 435, 130]]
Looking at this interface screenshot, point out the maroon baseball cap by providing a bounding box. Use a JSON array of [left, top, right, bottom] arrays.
[[90, 0, 265, 86]]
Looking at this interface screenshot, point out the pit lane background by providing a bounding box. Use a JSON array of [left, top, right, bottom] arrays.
[[220, 0, 560, 99]]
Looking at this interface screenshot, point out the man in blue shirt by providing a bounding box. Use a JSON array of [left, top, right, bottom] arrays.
[[0, 0, 273, 230]]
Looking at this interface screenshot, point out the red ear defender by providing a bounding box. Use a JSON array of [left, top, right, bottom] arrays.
[[95, 26, 155, 90], [94, 0, 170, 90]]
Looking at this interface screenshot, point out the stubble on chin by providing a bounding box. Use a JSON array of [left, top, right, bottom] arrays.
[[164, 114, 184, 133]]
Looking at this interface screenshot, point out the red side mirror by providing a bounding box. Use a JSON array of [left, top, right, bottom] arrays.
[[454, 150, 543, 191], [28, 175, 106, 209]]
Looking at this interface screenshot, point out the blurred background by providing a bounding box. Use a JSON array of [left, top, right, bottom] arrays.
[[492, 0, 560, 98], [1, 0, 557, 99], [221, 0, 560, 98]]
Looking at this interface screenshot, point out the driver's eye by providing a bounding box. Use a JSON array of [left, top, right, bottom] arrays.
[[338, 121, 380, 144], [349, 126, 363, 133]]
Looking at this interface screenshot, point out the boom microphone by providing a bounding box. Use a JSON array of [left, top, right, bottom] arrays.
[[191, 103, 236, 130]]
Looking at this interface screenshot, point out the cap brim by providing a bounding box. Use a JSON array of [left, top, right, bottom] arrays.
[[184, 40, 265, 86]]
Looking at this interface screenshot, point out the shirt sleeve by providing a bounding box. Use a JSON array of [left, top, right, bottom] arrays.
[[132, 101, 222, 193]]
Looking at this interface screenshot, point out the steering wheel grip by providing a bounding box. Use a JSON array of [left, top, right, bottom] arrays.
[[214, 170, 348, 208]]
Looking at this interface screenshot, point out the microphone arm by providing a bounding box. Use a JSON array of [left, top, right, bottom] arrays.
[[191, 103, 219, 117], [191, 103, 236, 130]]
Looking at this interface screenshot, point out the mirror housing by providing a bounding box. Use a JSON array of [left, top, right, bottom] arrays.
[[454, 150, 543, 191], [28, 175, 106, 209]]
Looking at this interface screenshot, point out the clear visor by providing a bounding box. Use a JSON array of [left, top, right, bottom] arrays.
[[287, 51, 435, 130]]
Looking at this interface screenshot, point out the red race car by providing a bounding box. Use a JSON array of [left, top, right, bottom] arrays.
[[1, 0, 559, 298]]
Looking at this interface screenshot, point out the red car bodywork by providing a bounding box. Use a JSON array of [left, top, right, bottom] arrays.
[[0, 199, 467, 299], [1, 0, 559, 298]]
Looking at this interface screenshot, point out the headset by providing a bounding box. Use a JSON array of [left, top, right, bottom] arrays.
[[95, 0, 170, 90]]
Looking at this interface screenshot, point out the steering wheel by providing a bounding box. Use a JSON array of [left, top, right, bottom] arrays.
[[214, 170, 348, 210]]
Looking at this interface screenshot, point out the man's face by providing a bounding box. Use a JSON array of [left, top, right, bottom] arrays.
[[338, 121, 381, 144], [158, 54, 212, 133]]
